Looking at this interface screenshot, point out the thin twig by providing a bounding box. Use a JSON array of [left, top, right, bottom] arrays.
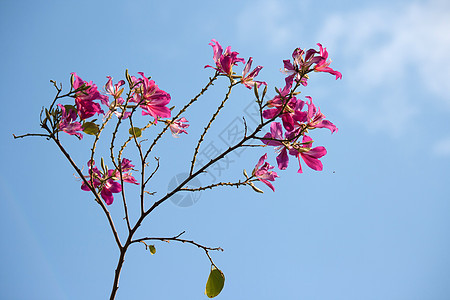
[[179, 179, 254, 192], [143, 72, 219, 162], [131, 233, 223, 253], [144, 157, 160, 186], [189, 79, 237, 175], [13, 133, 51, 139], [49, 132, 122, 249]]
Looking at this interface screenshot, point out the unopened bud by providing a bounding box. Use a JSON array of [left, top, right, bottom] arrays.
[[249, 182, 264, 193]]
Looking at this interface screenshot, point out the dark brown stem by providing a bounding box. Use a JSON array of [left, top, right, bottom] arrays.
[[131, 234, 223, 252], [189, 79, 236, 175], [47, 131, 123, 249], [143, 72, 219, 162], [109, 244, 128, 300], [13, 133, 51, 139], [179, 179, 255, 192]]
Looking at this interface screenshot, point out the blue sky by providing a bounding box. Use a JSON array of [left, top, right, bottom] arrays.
[[1, 0, 450, 299]]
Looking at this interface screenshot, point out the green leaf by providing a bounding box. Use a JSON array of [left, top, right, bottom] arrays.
[[82, 122, 99, 135], [205, 265, 225, 298], [129, 127, 142, 138], [64, 105, 77, 114], [149, 245, 156, 255]]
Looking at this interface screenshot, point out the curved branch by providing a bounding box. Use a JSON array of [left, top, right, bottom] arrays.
[[189, 78, 236, 175]]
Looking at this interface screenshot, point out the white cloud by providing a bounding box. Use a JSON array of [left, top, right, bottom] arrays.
[[238, 0, 450, 137], [322, 1, 450, 98], [318, 0, 450, 136], [433, 137, 450, 157]]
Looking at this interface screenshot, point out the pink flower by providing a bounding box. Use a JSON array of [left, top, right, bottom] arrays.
[[81, 161, 121, 205], [261, 122, 290, 170], [71, 73, 107, 120], [282, 47, 321, 86], [289, 135, 327, 173], [252, 153, 279, 191], [81, 160, 102, 189], [241, 57, 266, 89], [104, 77, 130, 119], [105, 76, 125, 99], [262, 81, 303, 132], [133, 72, 171, 122], [57, 104, 83, 139], [169, 117, 189, 137], [314, 43, 342, 80], [81, 158, 138, 205], [205, 39, 245, 75], [282, 44, 342, 86], [304, 96, 337, 133], [113, 158, 139, 185], [100, 170, 123, 205]]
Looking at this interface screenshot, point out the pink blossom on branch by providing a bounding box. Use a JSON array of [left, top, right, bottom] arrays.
[[205, 39, 245, 76], [314, 43, 342, 80], [104, 76, 130, 119], [282, 44, 342, 87], [304, 96, 338, 133], [262, 87, 304, 132], [81, 159, 138, 205], [289, 135, 327, 173], [169, 117, 189, 138], [132, 72, 171, 122], [57, 104, 84, 139], [252, 153, 279, 191], [113, 158, 139, 185], [99, 170, 123, 205], [282, 47, 321, 86], [105, 76, 125, 100], [261, 122, 290, 170], [241, 57, 266, 89], [71, 73, 107, 120]]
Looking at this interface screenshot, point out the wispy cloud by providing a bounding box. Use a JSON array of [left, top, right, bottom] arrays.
[[238, 0, 450, 137], [318, 0, 450, 136]]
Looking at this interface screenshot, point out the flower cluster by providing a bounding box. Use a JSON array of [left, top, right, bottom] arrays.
[[81, 158, 138, 205], [257, 44, 340, 182], [282, 43, 342, 87], [72, 72, 108, 120], [56, 40, 340, 198], [23, 39, 344, 300], [204, 40, 340, 191], [56, 72, 180, 139]]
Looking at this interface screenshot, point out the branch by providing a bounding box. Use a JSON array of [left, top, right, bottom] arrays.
[[50, 134, 123, 249], [189, 78, 236, 175], [179, 179, 254, 192], [143, 72, 219, 162], [131, 231, 223, 253], [13, 133, 51, 139]]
